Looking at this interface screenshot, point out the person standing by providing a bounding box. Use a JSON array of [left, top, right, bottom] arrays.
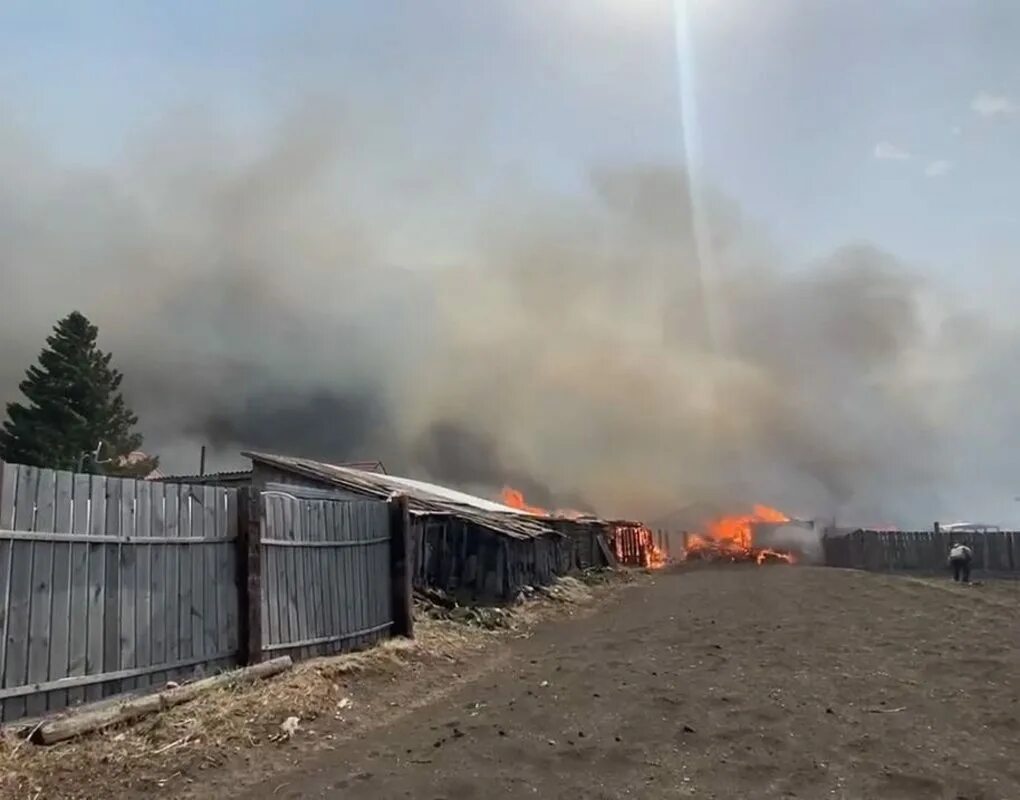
[[948, 542, 974, 583]]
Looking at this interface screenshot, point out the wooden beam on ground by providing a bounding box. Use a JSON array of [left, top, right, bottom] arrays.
[[36, 656, 292, 745]]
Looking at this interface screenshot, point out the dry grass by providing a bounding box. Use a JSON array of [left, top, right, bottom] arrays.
[[0, 570, 626, 799]]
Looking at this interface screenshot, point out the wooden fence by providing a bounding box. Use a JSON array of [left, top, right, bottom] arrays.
[[823, 528, 1020, 575], [256, 490, 395, 661], [0, 462, 409, 724], [0, 462, 239, 723]]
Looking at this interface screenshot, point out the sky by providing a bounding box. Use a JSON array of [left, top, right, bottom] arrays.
[[2, 1, 1017, 287], [2, 1, 1020, 526]]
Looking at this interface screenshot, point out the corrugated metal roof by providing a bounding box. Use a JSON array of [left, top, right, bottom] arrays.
[[155, 469, 253, 484], [243, 451, 560, 541]]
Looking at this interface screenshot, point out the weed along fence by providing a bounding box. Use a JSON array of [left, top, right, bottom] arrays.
[[823, 527, 1020, 575], [0, 460, 411, 725]]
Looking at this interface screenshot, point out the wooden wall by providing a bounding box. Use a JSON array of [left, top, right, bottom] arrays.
[[409, 516, 611, 602]]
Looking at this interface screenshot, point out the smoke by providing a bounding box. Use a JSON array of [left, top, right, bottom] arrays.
[[752, 523, 825, 566], [0, 103, 1011, 527]]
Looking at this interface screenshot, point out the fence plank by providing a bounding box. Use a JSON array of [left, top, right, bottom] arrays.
[[295, 502, 310, 657], [334, 504, 352, 649], [309, 502, 324, 645], [138, 482, 153, 684], [281, 498, 299, 651], [298, 501, 314, 659], [298, 502, 314, 656], [149, 482, 167, 687], [262, 496, 279, 650], [343, 503, 359, 642], [322, 504, 339, 652], [4, 466, 39, 720], [85, 474, 106, 702], [189, 487, 205, 666], [26, 467, 56, 717], [215, 490, 230, 659], [355, 504, 369, 639], [0, 463, 14, 721], [165, 484, 182, 670], [201, 487, 218, 664], [49, 470, 74, 711], [102, 478, 122, 698], [119, 478, 138, 692]]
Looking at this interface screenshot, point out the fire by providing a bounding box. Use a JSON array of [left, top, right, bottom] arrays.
[[611, 522, 669, 570], [501, 487, 668, 569], [499, 487, 590, 521], [684, 505, 796, 565], [501, 487, 549, 516]]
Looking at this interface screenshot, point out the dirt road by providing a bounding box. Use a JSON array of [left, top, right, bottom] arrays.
[[232, 566, 1020, 799]]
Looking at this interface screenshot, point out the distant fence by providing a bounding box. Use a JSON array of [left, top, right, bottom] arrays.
[[823, 528, 1020, 575], [0, 461, 409, 724]]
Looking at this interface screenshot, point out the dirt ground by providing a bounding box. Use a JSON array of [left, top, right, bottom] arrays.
[[208, 565, 1020, 800], [8, 566, 1020, 799]]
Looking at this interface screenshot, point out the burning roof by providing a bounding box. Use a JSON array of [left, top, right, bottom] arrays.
[[243, 451, 560, 541]]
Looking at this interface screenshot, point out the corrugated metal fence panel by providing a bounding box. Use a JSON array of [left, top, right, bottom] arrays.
[[0, 461, 239, 724], [260, 495, 392, 661]]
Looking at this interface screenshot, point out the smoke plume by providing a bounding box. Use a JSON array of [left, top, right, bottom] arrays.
[[0, 105, 1012, 527]]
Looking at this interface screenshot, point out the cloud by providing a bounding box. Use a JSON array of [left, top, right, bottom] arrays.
[[924, 160, 953, 178], [972, 91, 1016, 118], [873, 141, 911, 160]]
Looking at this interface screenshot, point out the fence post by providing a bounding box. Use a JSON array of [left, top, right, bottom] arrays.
[[237, 488, 263, 664], [388, 493, 414, 639]]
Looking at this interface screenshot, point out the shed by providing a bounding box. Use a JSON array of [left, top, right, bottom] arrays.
[[162, 451, 611, 601]]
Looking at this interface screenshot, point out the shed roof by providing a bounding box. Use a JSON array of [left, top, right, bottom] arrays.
[[243, 451, 559, 541]]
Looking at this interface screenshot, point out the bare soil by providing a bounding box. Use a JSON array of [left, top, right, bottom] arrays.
[[10, 567, 1020, 799], [222, 566, 1020, 800]]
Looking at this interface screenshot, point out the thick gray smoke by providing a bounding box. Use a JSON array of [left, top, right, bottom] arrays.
[[0, 108, 1012, 527]]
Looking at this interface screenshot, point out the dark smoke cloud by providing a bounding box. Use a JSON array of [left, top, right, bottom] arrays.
[[411, 421, 588, 510], [0, 105, 1012, 527], [199, 390, 389, 466]]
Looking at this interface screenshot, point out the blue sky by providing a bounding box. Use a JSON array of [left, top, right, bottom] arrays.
[[1, 0, 1018, 292]]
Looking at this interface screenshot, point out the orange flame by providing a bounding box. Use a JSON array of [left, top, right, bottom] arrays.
[[611, 522, 668, 570], [501, 487, 667, 569], [500, 487, 590, 520], [501, 487, 550, 516], [685, 505, 796, 565]]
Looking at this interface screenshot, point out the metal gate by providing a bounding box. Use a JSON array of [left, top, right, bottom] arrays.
[[259, 490, 393, 660]]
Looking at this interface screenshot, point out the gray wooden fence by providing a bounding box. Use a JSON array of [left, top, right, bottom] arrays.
[[823, 528, 1020, 574], [259, 490, 393, 661], [0, 462, 408, 725], [0, 462, 239, 723]]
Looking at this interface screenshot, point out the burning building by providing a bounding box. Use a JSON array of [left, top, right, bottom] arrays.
[[162, 452, 615, 602], [681, 505, 806, 565], [499, 487, 667, 570]]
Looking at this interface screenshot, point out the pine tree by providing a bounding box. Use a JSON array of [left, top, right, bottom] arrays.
[[0, 311, 158, 476]]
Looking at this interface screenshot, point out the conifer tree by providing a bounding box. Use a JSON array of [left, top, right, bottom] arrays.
[[0, 311, 158, 476]]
